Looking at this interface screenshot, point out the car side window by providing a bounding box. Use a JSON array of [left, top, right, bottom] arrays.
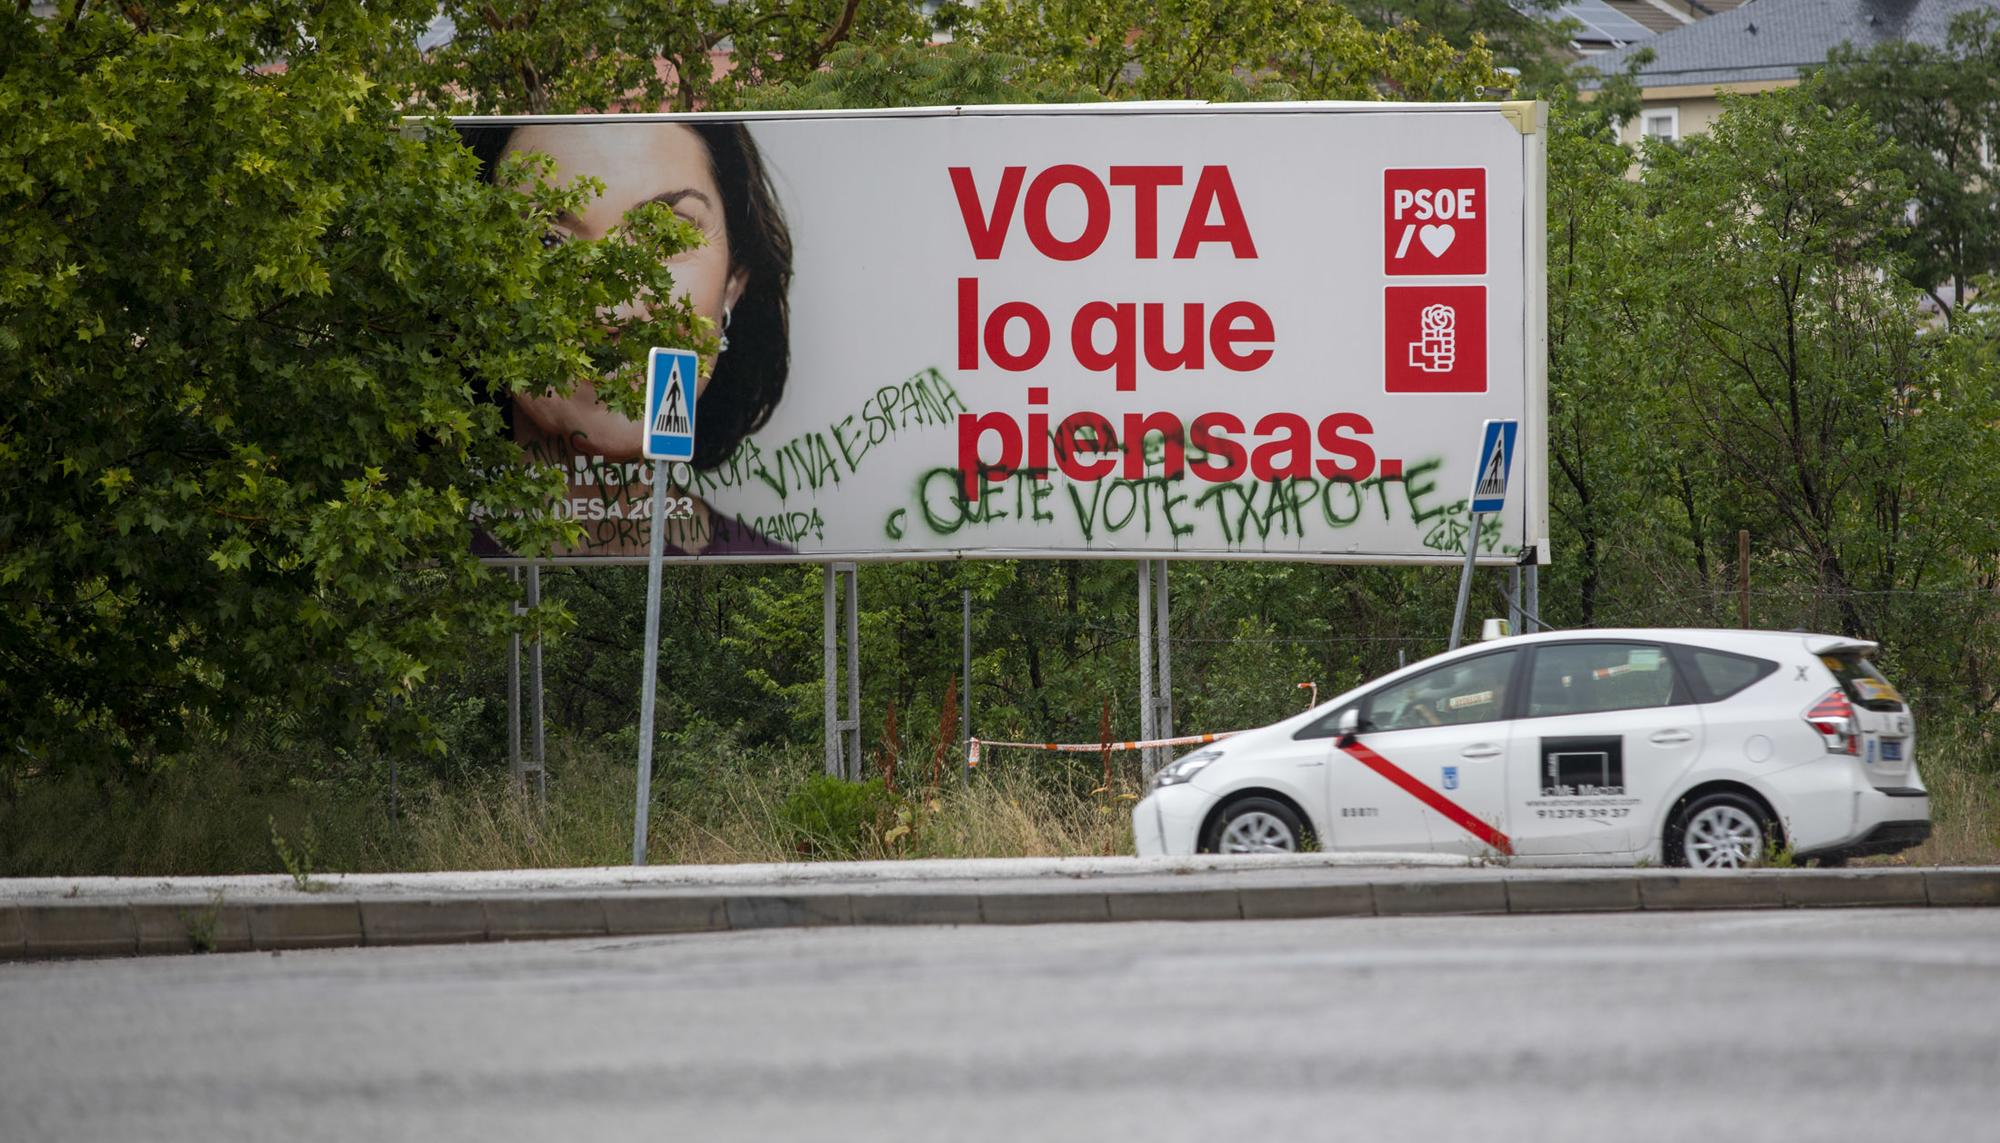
[[1527, 642, 1684, 717], [1293, 705, 1355, 740], [1685, 648, 1777, 702], [1362, 651, 1518, 731]]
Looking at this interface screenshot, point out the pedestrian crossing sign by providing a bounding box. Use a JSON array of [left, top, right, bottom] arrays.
[[1469, 418, 1517, 514], [643, 347, 699, 462]]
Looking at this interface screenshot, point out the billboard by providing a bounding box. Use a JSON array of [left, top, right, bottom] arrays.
[[458, 102, 1548, 565]]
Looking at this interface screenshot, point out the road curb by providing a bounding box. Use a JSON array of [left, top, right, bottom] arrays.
[[2, 868, 1993, 961]]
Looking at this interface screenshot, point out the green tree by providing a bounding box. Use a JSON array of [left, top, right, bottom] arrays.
[[1821, 8, 2000, 319], [1638, 80, 1969, 638], [407, 0, 937, 114], [0, 3, 706, 770], [950, 0, 1512, 102], [1541, 87, 1657, 628], [1348, 0, 1576, 93]]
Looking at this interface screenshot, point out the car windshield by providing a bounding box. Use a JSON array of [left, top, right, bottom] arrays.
[[1367, 651, 1516, 730]]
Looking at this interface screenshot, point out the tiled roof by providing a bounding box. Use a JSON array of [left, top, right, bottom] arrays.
[[1604, 0, 1691, 36], [1585, 0, 1999, 88]]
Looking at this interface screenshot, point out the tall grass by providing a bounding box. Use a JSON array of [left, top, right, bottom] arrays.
[[0, 733, 1137, 876], [0, 713, 1987, 877], [1897, 713, 2000, 866]]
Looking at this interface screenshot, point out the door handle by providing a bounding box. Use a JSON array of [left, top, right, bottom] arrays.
[[1649, 730, 1693, 745], [1460, 744, 1502, 759]]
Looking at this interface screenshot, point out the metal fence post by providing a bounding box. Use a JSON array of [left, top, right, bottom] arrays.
[[823, 565, 839, 777], [842, 563, 860, 781], [1137, 560, 1156, 778], [1154, 560, 1174, 745], [961, 587, 973, 790], [528, 561, 546, 808], [508, 565, 523, 790]]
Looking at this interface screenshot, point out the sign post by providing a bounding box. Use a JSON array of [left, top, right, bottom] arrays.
[[633, 348, 698, 865], [1449, 418, 1518, 651]]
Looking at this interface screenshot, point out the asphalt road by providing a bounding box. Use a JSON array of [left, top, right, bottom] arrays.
[[4, 909, 1997, 1142]]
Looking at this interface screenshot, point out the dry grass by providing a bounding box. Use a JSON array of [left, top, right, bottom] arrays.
[[1894, 716, 2000, 866], [4, 718, 1990, 876], [907, 771, 1135, 859]]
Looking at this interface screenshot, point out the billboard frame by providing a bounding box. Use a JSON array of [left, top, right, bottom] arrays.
[[457, 99, 1549, 569]]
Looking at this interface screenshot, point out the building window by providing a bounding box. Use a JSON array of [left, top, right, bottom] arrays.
[[1641, 108, 1680, 142]]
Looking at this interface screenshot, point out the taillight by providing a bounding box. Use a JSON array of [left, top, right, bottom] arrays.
[[1804, 689, 1859, 755]]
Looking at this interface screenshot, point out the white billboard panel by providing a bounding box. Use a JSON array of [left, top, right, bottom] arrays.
[[459, 102, 1548, 565]]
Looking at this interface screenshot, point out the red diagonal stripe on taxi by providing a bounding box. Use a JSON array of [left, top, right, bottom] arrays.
[[1339, 741, 1513, 856]]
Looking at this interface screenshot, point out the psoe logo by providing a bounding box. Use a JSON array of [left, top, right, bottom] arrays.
[[1383, 167, 1487, 276], [1384, 286, 1485, 394]]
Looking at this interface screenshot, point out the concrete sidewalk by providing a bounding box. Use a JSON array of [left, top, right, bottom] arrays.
[[3, 857, 1995, 960]]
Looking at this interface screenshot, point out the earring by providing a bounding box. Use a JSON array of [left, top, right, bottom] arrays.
[[719, 307, 733, 355]]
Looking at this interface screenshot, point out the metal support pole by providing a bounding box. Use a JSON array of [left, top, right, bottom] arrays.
[[842, 564, 860, 781], [1524, 562, 1541, 634], [823, 565, 839, 777], [1153, 560, 1174, 744], [961, 587, 973, 790], [508, 566, 523, 789], [631, 460, 669, 866], [1507, 564, 1522, 637], [1137, 560, 1156, 778], [528, 561, 546, 809], [1448, 513, 1483, 651]]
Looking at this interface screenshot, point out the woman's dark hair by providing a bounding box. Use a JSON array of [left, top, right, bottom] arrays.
[[459, 121, 794, 470]]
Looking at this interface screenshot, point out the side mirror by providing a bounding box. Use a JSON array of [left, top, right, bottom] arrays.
[[1336, 707, 1361, 747]]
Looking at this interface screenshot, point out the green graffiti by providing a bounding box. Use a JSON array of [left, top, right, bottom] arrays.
[[887, 454, 1515, 556], [694, 367, 968, 507]]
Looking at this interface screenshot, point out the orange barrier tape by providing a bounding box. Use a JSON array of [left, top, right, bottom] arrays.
[[967, 730, 1244, 768]]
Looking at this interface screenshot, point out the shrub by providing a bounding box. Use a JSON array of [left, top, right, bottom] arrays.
[[776, 774, 902, 859]]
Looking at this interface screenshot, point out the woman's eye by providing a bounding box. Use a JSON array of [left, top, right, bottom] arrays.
[[540, 229, 571, 250]]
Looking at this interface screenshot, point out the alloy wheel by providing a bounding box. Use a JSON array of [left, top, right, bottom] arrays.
[[1217, 811, 1298, 854], [1684, 803, 1764, 869]]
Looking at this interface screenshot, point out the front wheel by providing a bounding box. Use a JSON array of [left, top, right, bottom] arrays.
[[1668, 792, 1775, 869], [1202, 797, 1308, 855]]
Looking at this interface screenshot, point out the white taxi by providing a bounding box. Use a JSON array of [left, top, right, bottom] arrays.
[[1133, 630, 1930, 869]]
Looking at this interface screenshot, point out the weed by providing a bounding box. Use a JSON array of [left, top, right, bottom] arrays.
[[183, 890, 226, 953], [1762, 837, 1799, 869], [268, 816, 326, 893]]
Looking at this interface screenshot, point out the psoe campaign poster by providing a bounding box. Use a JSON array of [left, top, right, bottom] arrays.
[[456, 102, 1548, 565]]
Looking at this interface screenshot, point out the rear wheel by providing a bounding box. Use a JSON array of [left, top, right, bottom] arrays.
[[1669, 792, 1774, 870], [1202, 798, 1308, 855]]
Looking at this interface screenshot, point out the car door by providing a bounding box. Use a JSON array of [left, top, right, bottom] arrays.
[[1325, 649, 1521, 857], [1506, 641, 1704, 857]]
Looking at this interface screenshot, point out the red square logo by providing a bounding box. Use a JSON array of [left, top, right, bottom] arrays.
[[1385, 286, 1486, 393], [1384, 168, 1487, 276]]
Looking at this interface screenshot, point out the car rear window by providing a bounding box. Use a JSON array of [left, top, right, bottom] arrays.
[[1684, 648, 1776, 702], [1821, 652, 1905, 711]]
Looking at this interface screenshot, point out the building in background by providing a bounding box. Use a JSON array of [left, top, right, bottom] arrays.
[[1585, 0, 1996, 147]]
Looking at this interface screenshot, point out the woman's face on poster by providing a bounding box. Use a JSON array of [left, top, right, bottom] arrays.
[[505, 123, 746, 453]]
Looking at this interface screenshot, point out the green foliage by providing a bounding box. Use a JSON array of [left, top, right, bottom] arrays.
[[1532, 75, 2000, 710], [1, 4, 706, 769], [1347, 0, 1577, 93], [1821, 8, 2000, 316], [949, 0, 1513, 101], [737, 40, 1104, 110], [775, 773, 902, 859], [268, 815, 326, 893], [404, 0, 938, 114]]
